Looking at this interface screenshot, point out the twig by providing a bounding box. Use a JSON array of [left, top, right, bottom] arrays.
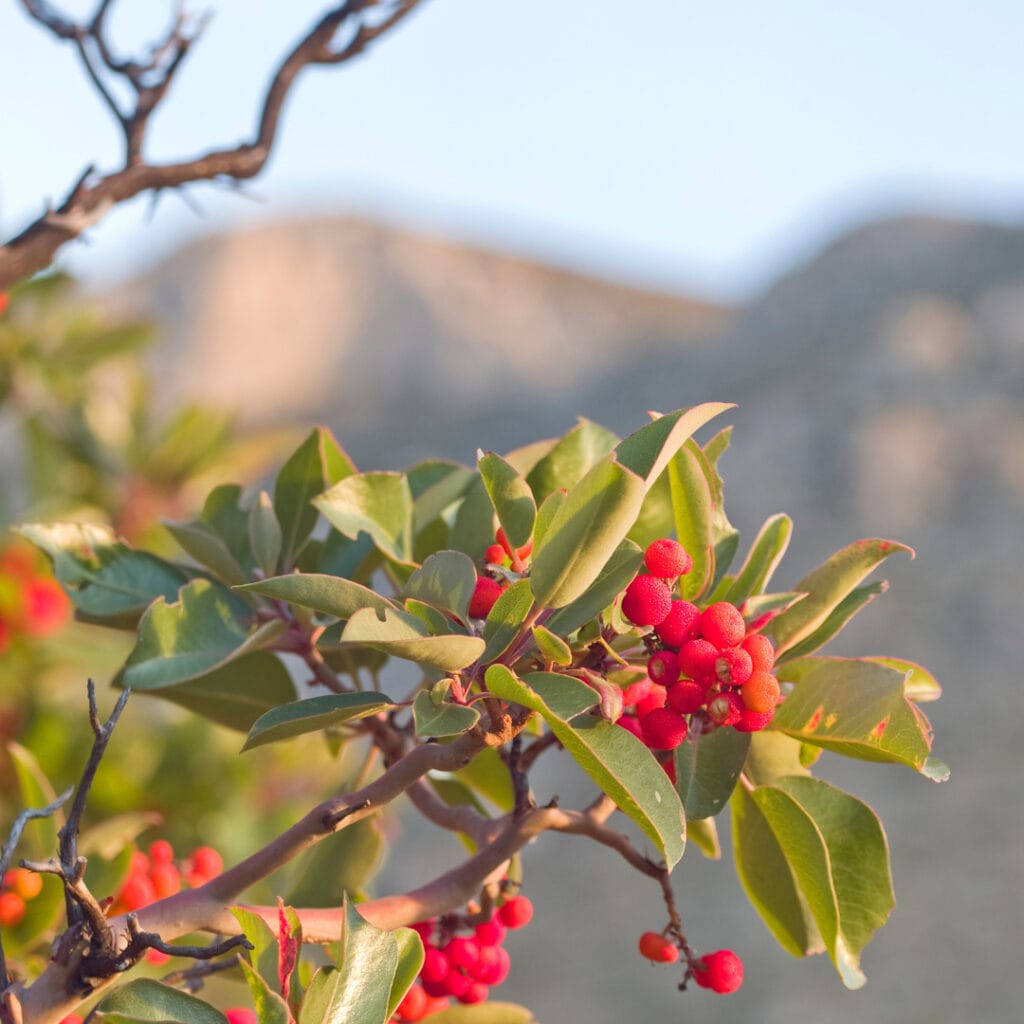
[[1, 0, 429, 288]]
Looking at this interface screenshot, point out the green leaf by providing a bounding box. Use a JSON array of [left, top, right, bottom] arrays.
[[543, 538, 643, 638], [405, 598, 463, 636], [341, 607, 485, 672], [410, 462, 477, 536], [78, 812, 163, 859], [667, 441, 714, 600], [240, 960, 292, 1024], [243, 692, 394, 751], [672, 727, 750, 819], [686, 817, 721, 860], [163, 518, 248, 586], [419, 1005, 538, 1024], [315, 472, 413, 565], [147, 651, 297, 732], [778, 580, 888, 662], [412, 691, 481, 738], [274, 427, 356, 570], [201, 484, 256, 574], [287, 816, 385, 907], [525, 418, 619, 504], [627, 469, 674, 549], [864, 655, 942, 702], [479, 451, 536, 549], [771, 658, 939, 776], [529, 454, 645, 609], [481, 579, 535, 662], [95, 979, 227, 1023], [386, 929, 426, 1020], [531, 487, 566, 551], [750, 776, 894, 988], [743, 730, 810, 787], [720, 514, 793, 604], [124, 579, 274, 689], [18, 522, 190, 627], [486, 667, 686, 869], [237, 573, 397, 621], [404, 551, 478, 623], [231, 907, 280, 994], [447, 476, 498, 563], [453, 747, 514, 812], [250, 490, 283, 578], [768, 539, 913, 658], [299, 904, 398, 1024], [614, 403, 733, 487], [731, 782, 822, 958], [531, 625, 572, 666], [7, 742, 62, 860]]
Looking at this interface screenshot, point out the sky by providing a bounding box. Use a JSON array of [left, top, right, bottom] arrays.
[[2, 0, 1024, 301]]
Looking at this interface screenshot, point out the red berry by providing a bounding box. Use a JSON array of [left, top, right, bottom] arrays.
[[741, 632, 776, 673], [118, 874, 156, 911], [225, 1010, 258, 1024], [666, 680, 706, 715], [129, 851, 150, 876], [656, 599, 702, 648], [442, 936, 480, 973], [469, 576, 504, 618], [647, 650, 680, 686], [644, 539, 692, 578], [740, 671, 781, 714], [469, 944, 510, 985], [148, 840, 174, 864], [0, 891, 26, 927], [420, 947, 450, 985], [484, 544, 507, 566], [619, 677, 654, 708], [621, 575, 673, 627], [693, 949, 744, 994], [497, 894, 533, 929], [149, 862, 181, 899], [473, 917, 507, 947], [396, 983, 429, 1022], [188, 846, 223, 881], [640, 707, 689, 750], [495, 527, 514, 557], [458, 981, 489, 1005], [146, 948, 172, 966], [678, 639, 718, 680], [638, 931, 679, 963], [707, 691, 743, 727], [441, 969, 470, 999], [634, 685, 667, 718], [700, 602, 746, 649], [714, 646, 754, 687], [616, 714, 644, 740], [409, 919, 435, 942], [5, 867, 42, 901], [57, 1016, 84, 1024], [733, 707, 775, 733]]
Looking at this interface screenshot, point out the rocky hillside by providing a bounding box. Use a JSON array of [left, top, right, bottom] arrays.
[[111, 212, 1023, 1024]]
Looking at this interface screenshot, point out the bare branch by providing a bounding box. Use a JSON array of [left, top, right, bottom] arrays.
[[0, 0, 429, 289]]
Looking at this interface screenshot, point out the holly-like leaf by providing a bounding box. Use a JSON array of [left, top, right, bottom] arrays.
[[772, 657, 942, 777], [485, 667, 686, 869], [672, 726, 750, 820], [667, 441, 714, 600], [749, 776, 894, 988], [243, 692, 394, 751], [412, 690, 481, 737], [274, 426, 356, 571], [299, 903, 399, 1024], [123, 579, 276, 690], [525, 418, 619, 505], [404, 551, 478, 623], [529, 455, 645, 610], [148, 651, 297, 732], [237, 573, 397, 621], [94, 979, 228, 1023], [768, 539, 913, 658], [479, 451, 537, 550], [614, 403, 733, 487], [341, 606, 485, 672], [481, 579, 535, 662], [314, 472, 413, 565]]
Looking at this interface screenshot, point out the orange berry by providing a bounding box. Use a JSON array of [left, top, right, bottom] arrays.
[[0, 891, 26, 927], [149, 862, 181, 899], [5, 867, 43, 901], [741, 671, 781, 714]]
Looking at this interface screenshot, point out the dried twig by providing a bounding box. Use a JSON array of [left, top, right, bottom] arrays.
[[0, 0, 428, 289]]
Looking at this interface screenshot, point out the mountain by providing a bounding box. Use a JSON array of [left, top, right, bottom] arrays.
[[109, 211, 1023, 1024]]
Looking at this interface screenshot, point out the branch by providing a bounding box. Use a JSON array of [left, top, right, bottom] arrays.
[[0, 0, 428, 289]]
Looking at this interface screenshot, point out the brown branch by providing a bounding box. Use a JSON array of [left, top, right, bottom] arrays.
[[0, 0, 428, 289]]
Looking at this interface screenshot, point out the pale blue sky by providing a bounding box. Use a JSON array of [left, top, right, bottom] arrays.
[[2, 0, 1023, 299]]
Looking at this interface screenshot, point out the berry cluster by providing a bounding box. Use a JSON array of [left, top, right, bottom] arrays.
[[392, 896, 533, 1021], [469, 528, 533, 619], [0, 867, 44, 927], [617, 539, 782, 750], [638, 931, 743, 994], [0, 540, 71, 653], [108, 841, 223, 963]]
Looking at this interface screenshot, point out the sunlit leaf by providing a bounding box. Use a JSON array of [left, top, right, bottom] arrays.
[[243, 692, 394, 751], [341, 606, 485, 672], [479, 451, 536, 549]]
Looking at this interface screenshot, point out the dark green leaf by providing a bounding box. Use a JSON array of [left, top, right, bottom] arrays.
[[479, 451, 536, 549], [95, 979, 227, 1023], [249, 490, 283, 578], [238, 573, 397, 621], [672, 727, 750, 819], [163, 518, 248, 586], [404, 551, 478, 623], [447, 476, 497, 563], [274, 427, 355, 570], [481, 579, 535, 662], [486, 668, 685, 869], [243, 692, 394, 751], [412, 691, 481, 737], [287, 817, 385, 906]]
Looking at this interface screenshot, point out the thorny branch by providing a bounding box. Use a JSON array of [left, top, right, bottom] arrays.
[[0, 0, 428, 289]]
